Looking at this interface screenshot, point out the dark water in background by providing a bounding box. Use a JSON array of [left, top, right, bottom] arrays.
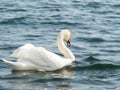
[[0, 0, 120, 90]]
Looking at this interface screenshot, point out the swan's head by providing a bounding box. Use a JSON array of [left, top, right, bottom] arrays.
[[61, 29, 71, 47]]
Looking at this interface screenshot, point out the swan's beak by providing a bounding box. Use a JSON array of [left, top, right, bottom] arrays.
[[67, 40, 71, 47]]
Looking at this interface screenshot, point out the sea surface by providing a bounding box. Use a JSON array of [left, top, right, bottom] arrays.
[[0, 0, 120, 90]]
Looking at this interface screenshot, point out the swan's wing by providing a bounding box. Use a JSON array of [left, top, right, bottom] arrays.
[[11, 44, 66, 71]]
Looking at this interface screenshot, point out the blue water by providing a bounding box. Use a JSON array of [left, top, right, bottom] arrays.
[[0, 0, 120, 90]]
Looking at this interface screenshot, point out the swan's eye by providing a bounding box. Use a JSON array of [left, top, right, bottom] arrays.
[[65, 34, 70, 41]]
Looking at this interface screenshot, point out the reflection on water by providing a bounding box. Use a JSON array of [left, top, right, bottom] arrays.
[[1, 67, 74, 90], [11, 66, 73, 78]]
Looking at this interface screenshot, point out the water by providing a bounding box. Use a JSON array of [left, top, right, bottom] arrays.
[[0, 0, 120, 89]]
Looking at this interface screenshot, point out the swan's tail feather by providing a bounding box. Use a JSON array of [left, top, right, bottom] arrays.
[[1, 59, 38, 70], [2, 59, 15, 66]]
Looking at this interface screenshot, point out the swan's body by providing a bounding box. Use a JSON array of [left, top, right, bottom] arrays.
[[2, 30, 75, 71]]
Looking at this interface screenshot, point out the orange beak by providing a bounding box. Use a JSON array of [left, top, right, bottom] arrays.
[[67, 40, 71, 47]]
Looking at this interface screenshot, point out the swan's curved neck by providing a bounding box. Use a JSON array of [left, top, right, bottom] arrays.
[[57, 33, 75, 61]]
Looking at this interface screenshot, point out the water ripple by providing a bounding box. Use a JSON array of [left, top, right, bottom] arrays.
[[74, 63, 120, 70], [86, 2, 106, 8], [0, 16, 27, 25], [0, 0, 120, 89], [75, 37, 105, 43]]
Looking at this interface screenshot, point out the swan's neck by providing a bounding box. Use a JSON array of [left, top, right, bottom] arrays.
[[57, 33, 75, 61]]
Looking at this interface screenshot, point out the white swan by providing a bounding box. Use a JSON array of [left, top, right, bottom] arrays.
[[2, 30, 75, 71]]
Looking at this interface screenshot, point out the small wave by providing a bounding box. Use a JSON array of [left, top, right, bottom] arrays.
[[100, 49, 120, 53], [0, 44, 19, 50], [105, 16, 120, 19], [0, 16, 26, 25], [0, 62, 7, 69], [72, 45, 81, 50], [75, 37, 105, 43], [23, 34, 42, 41], [74, 63, 120, 70], [90, 10, 113, 15], [84, 56, 101, 63], [112, 4, 120, 8], [1, 8, 27, 12], [75, 56, 120, 70], [86, 37, 105, 42], [30, 77, 69, 83], [0, 46, 16, 50], [86, 2, 105, 8], [23, 34, 41, 38], [0, 46, 17, 50], [41, 21, 82, 26], [75, 56, 101, 68], [0, 85, 9, 90], [0, 75, 30, 80], [7, 8, 27, 12]]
